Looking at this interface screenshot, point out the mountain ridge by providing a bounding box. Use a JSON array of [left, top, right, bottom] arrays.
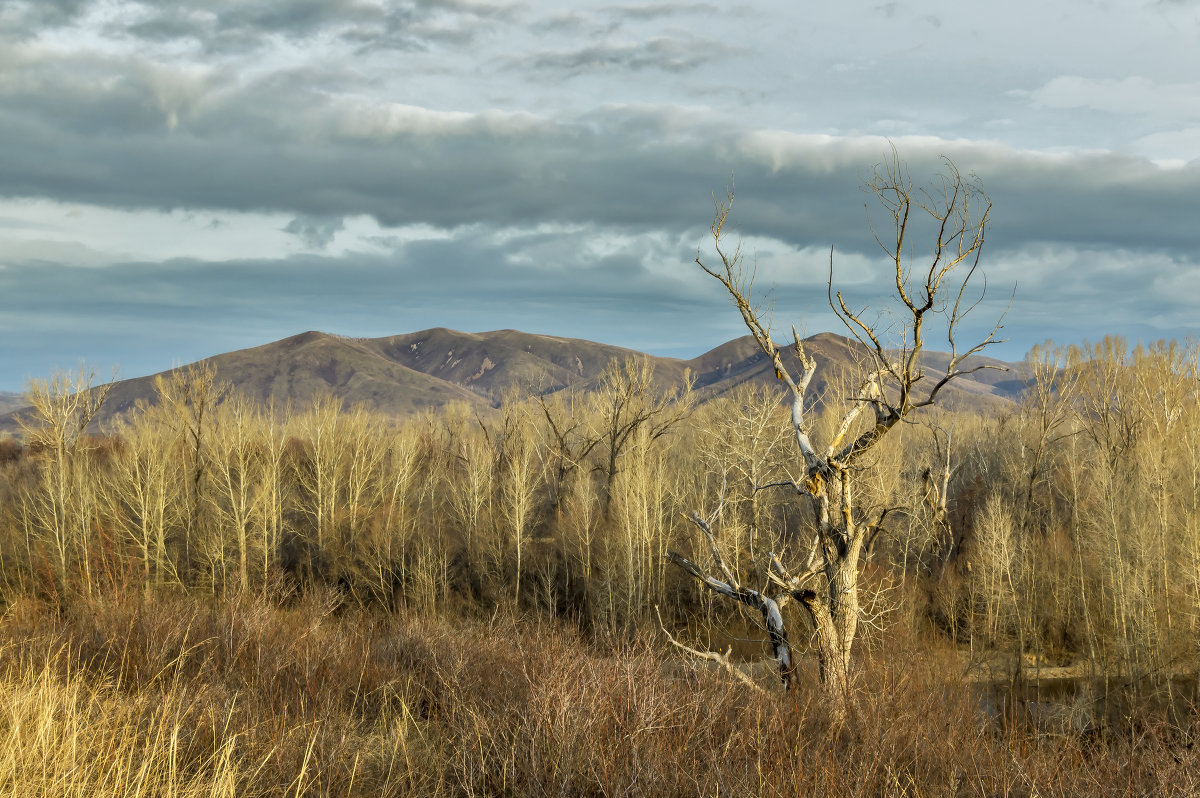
[[0, 327, 1029, 433]]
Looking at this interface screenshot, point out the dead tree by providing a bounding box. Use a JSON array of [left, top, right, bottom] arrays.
[[591, 357, 694, 517], [668, 150, 1005, 704]]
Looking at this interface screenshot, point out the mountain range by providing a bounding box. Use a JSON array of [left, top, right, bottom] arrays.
[[0, 392, 23, 416], [1, 328, 1030, 432]]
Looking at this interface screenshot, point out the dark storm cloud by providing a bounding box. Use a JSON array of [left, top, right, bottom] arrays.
[[3, 43, 1200, 267], [721, 139, 1200, 258], [15, 4, 1190, 272]]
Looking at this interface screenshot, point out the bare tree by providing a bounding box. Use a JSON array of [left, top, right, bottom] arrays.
[[110, 409, 182, 590], [668, 150, 1005, 705], [292, 395, 346, 573], [441, 403, 497, 591], [19, 368, 113, 591], [483, 394, 542, 605], [153, 361, 230, 576], [207, 393, 268, 594], [591, 357, 694, 517], [533, 389, 602, 522]]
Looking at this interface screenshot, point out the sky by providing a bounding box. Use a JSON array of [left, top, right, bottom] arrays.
[[1, 0, 1199, 391]]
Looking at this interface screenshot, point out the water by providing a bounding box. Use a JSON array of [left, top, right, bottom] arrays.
[[973, 672, 1199, 736]]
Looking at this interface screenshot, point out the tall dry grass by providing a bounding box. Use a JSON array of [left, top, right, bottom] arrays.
[[1, 588, 1199, 796]]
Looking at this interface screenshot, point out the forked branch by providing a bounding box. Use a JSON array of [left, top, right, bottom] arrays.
[[675, 151, 1006, 700]]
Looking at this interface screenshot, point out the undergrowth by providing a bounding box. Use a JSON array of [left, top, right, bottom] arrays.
[[1, 587, 1197, 796]]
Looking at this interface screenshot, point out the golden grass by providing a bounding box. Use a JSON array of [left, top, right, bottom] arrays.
[[0, 654, 254, 797], [0, 588, 1197, 797]]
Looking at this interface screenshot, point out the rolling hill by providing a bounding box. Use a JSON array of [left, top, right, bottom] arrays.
[[0, 328, 1029, 433], [0, 392, 23, 416]]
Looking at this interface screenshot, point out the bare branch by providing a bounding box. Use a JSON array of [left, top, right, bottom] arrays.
[[655, 606, 768, 695], [667, 545, 797, 689], [678, 150, 1005, 704], [686, 511, 739, 590]]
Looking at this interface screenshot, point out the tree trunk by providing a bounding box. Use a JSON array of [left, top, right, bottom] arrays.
[[798, 557, 860, 705]]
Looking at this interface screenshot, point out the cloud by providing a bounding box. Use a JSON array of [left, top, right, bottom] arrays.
[[601, 3, 719, 20], [1132, 128, 1200, 164], [0, 238, 119, 268], [52, 0, 527, 56], [0, 0, 92, 33], [3, 53, 1200, 265], [507, 32, 733, 76], [3, 4, 1194, 265], [1023, 76, 1200, 118], [284, 214, 346, 249], [532, 10, 606, 34]]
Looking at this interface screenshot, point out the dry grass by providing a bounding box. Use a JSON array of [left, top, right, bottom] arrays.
[[0, 657, 252, 796], [0, 588, 1197, 797]]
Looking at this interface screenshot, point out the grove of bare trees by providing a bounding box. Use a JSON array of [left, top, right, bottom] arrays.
[[3, 331, 1200, 703]]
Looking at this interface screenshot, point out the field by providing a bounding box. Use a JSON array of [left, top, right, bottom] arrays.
[[3, 588, 1199, 797]]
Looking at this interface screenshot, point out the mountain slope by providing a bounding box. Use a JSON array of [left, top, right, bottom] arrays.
[[362, 328, 679, 397], [686, 332, 1025, 411], [30, 331, 491, 430], [1, 328, 1028, 433], [0, 392, 23, 416]]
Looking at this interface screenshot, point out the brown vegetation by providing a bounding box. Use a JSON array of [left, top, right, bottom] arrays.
[[3, 589, 1200, 797], [6, 143, 1200, 793], [3, 332, 1200, 793]]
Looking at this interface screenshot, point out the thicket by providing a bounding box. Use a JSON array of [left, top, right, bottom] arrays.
[[4, 341, 1200, 683], [2, 590, 1198, 797], [3, 338, 1200, 793]]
